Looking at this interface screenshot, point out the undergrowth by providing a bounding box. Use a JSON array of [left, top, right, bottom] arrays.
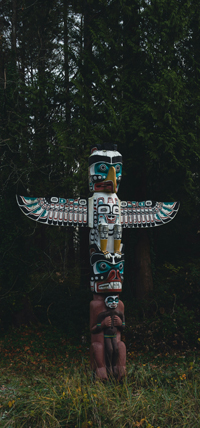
[[0, 326, 200, 427]]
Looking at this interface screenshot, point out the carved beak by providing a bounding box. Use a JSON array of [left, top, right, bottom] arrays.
[[102, 166, 117, 193]]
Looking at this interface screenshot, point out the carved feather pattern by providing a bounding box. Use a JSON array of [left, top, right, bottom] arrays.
[[16, 196, 179, 229], [16, 196, 88, 226], [120, 201, 180, 228]]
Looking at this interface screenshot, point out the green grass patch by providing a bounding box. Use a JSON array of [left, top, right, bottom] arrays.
[[0, 326, 200, 427]]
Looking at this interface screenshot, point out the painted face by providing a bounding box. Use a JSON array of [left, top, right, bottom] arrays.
[[89, 245, 124, 293], [97, 196, 120, 225], [105, 295, 119, 309], [89, 148, 122, 193]]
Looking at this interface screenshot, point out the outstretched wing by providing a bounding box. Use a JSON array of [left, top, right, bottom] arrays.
[[16, 195, 88, 226], [120, 200, 180, 228]]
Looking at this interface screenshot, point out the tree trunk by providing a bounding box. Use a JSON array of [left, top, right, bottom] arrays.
[[134, 229, 153, 300], [83, 0, 92, 117], [79, 227, 90, 288], [12, 0, 17, 54], [121, 2, 154, 299], [63, 0, 70, 123]]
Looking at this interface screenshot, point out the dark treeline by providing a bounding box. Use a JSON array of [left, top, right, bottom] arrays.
[[0, 0, 200, 344]]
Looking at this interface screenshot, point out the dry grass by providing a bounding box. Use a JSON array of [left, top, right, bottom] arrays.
[[0, 326, 200, 427], [1, 356, 200, 427]]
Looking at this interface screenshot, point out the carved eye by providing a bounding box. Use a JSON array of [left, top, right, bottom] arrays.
[[100, 262, 107, 270], [115, 165, 121, 173], [113, 206, 119, 215], [99, 163, 107, 171], [99, 164, 107, 171], [119, 263, 123, 270], [98, 206, 110, 214]]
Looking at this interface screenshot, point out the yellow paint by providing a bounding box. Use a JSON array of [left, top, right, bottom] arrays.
[[103, 166, 117, 193], [114, 239, 121, 253], [100, 239, 108, 252]]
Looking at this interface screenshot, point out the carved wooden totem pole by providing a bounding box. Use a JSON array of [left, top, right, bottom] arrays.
[[17, 143, 180, 381]]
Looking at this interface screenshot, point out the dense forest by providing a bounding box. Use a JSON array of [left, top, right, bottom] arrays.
[[0, 0, 200, 348]]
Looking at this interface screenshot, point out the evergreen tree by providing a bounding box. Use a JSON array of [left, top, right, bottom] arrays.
[[1, 0, 200, 328]]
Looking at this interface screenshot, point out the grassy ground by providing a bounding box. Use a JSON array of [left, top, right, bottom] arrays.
[[0, 326, 200, 427]]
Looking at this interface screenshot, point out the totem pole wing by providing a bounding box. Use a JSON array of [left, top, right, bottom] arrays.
[[16, 195, 88, 226], [120, 200, 180, 228]]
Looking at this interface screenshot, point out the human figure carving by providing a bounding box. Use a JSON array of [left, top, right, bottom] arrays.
[[90, 294, 126, 380]]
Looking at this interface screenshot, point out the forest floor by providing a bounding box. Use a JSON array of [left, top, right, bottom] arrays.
[[0, 325, 200, 428]]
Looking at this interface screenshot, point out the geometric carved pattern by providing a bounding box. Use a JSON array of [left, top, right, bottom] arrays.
[[17, 196, 180, 229], [120, 201, 180, 228], [16, 196, 88, 226]]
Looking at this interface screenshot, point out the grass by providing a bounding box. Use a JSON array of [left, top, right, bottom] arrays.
[[0, 326, 200, 427]]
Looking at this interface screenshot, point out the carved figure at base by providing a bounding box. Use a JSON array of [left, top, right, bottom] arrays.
[[90, 294, 126, 380]]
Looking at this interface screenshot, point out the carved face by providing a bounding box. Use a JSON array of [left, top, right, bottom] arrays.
[[105, 295, 119, 309], [89, 245, 124, 293], [97, 196, 120, 225], [88, 148, 122, 193]]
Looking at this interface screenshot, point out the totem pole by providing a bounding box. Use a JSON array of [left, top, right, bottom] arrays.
[[16, 143, 180, 380]]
